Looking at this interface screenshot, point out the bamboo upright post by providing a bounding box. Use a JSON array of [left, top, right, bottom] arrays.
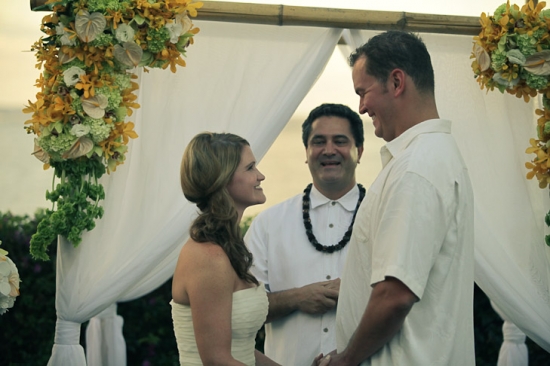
[[30, 0, 481, 36]]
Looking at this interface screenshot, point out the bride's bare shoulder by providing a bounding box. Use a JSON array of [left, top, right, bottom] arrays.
[[178, 239, 230, 269]]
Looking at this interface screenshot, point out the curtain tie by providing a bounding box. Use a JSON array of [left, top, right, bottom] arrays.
[[502, 320, 526, 344], [54, 319, 81, 345]]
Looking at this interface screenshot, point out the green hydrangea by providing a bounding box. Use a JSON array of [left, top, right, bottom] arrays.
[[96, 87, 123, 110], [523, 70, 549, 91], [115, 107, 127, 121], [493, 3, 508, 21], [491, 50, 508, 72], [39, 133, 77, 155], [146, 27, 170, 53], [113, 72, 132, 91], [540, 9, 550, 21], [83, 117, 113, 143], [516, 34, 537, 56], [70, 91, 84, 115], [60, 58, 86, 71], [89, 33, 115, 48], [86, 0, 128, 12]]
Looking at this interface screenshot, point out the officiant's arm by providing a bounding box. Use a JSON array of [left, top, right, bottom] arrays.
[[265, 278, 340, 323], [329, 276, 418, 366]]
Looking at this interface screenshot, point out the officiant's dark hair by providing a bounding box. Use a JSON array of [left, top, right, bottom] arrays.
[[349, 31, 435, 95], [302, 103, 364, 148], [180, 132, 258, 285]]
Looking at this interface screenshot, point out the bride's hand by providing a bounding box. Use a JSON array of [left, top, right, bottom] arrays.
[[312, 353, 331, 366]]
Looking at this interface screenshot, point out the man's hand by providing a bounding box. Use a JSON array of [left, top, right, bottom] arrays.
[[265, 278, 341, 322], [298, 278, 340, 314]]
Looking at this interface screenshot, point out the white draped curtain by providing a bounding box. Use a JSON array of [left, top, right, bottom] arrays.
[[347, 29, 550, 354], [47, 21, 342, 365], [46, 19, 550, 366]]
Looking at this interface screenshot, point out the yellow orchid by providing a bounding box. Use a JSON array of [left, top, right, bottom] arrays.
[[23, 98, 45, 116], [75, 73, 103, 98], [114, 121, 139, 144], [106, 9, 124, 28], [526, 138, 550, 188]]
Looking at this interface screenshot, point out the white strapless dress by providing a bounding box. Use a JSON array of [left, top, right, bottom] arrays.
[[170, 283, 268, 366]]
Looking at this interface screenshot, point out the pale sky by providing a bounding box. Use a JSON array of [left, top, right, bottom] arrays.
[[1, 0, 506, 111]]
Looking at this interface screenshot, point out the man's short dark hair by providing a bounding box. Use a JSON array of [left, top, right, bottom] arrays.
[[302, 103, 364, 148], [349, 31, 435, 95]]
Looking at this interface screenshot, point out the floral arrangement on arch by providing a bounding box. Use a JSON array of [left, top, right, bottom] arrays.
[[471, 0, 550, 245], [24, 0, 202, 260], [0, 241, 21, 315]]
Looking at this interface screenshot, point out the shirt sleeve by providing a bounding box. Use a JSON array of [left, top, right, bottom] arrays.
[[244, 212, 271, 291], [371, 171, 449, 300]]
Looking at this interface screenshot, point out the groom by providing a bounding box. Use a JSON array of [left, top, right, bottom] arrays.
[[330, 31, 475, 365]]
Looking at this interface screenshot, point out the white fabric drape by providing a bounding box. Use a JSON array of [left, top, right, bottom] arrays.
[[85, 304, 126, 366], [492, 301, 529, 366], [348, 30, 550, 354], [48, 21, 342, 366]]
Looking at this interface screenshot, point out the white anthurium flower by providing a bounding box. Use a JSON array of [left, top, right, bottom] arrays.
[[0, 259, 18, 298], [32, 138, 50, 164], [63, 66, 86, 87], [55, 23, 66, 36], [493, 72, 519, 88], [113, 42, 143, 67], [56, 23, 76, 46], [0, 262, 11, 296], [63, 137, 94, 159], [59, 51, 76, 64], [60, 34, 77, 46], [82, 94, 109, 119], [176, 12, 193, 34], [115, 23, 135, 43], [75, 11, 106, 43], [70, 124, 91, 137], [165, 22, 183, 43]]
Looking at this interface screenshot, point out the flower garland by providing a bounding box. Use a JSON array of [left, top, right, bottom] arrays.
[[0, 241, 21, 315], [24, 0, 202, 260], [471, 0, 550, 245]]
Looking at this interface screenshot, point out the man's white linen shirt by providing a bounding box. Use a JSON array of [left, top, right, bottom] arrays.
[[336, 119, 475, 366], [245, 185, 360, 366]]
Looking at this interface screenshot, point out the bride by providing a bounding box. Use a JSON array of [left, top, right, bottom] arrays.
[[171, 132, 332, 366], [171, 132, 277, 365]]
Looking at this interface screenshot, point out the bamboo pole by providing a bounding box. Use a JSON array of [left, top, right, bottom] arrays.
[[30, 0, 481, 36]]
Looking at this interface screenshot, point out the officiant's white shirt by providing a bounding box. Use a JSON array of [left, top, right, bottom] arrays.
[[336, 119, 475, 365], [246, 185, 359, 366]]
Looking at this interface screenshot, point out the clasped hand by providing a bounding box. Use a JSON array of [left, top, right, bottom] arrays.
[[298, 278, 340, 314]]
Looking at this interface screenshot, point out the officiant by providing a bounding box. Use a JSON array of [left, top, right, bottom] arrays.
[[245, 103, 365, 366]]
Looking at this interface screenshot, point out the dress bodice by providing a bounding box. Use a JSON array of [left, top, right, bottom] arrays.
[[171, 283, 268, 365]]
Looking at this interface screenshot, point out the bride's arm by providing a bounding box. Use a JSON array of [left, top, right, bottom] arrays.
[[254, 350, 281, 366], [187, 242, 246, 366]]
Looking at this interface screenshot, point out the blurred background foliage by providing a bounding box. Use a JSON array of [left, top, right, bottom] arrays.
[[0, 211, 548, 365]]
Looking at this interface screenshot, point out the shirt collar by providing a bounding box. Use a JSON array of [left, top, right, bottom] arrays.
[[380, 119, 451, 168], [309, 184, 360, 211]]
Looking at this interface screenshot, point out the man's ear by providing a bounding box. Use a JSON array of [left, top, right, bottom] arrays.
[[357, 146, 364, 163], [389, 69, 406, 97]]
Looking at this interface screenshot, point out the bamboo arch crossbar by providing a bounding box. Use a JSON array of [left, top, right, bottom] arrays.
[[30, 0, 482, 36]]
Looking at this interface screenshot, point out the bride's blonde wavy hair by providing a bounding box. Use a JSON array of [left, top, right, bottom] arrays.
[[180, 132, 258, 285]]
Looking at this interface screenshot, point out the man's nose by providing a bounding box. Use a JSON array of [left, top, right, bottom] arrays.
[[359, 98, 368, 115], [323, 141, 336, 155]]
